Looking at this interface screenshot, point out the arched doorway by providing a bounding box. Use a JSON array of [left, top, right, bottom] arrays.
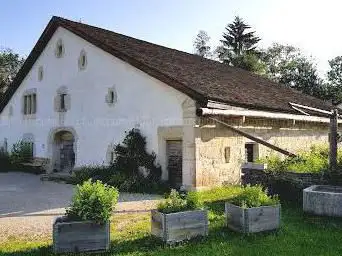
[[52, 130, 75, 173]]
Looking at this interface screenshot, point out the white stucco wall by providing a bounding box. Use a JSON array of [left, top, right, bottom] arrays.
[[0, 27, 189, 169]]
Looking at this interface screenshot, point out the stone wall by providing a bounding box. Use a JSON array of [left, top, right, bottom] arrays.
[[193, 116, 330, 189]]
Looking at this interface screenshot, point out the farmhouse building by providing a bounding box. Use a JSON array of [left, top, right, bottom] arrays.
[[0, 16, 335, 190]]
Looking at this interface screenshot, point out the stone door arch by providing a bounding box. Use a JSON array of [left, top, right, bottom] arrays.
[[48, 127, 77, 173]]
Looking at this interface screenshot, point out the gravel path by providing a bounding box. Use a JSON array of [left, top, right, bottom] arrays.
[[0, 172, 161, 242]]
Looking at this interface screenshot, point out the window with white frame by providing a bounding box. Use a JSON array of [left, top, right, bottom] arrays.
[[23, 93, 37, 115], [78, 50, 87, 70], [105, 87, 117, 106], [54, 87, 70, 112], [55, 39, 64, 58], [38, 66, 43, 81]]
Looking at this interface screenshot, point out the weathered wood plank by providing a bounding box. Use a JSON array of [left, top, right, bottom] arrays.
[[225, 203, 280, 233], [151, 210, 208, 244], [53, 218, 110, 253]]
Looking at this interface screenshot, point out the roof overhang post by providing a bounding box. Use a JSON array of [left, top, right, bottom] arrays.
[[330, 108, 338, 175]]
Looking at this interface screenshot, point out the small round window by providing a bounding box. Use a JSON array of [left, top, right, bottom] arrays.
[[55, 39, 64, 58], [38, 66, 43, 81], [78, 50, 87, 70]]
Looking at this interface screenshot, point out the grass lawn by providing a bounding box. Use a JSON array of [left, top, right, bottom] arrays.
[[2, 188, 342, 255]]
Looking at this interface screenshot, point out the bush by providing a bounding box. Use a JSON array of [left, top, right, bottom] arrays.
[[10, 140, 33, 165], [112, 128, 162, 182], [258, 144, 339, 174], [71, 165, 171, 194], [71, 165, 113, 184], [71, 129, 170, 194], [157, 189, 203, 214], [229, 185, 279, 208], [66, 179, 119, 224]]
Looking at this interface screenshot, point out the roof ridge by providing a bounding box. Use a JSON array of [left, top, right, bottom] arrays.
[[55, 16, 329, 106], [0, 16, 332, 114], [54, 16, 214, 62]]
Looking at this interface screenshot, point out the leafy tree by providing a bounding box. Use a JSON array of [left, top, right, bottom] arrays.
[[218, 16, 261, 71], [326, 56, 342, 104], [262, 43, 328, 100], [327, 56, 342, 86], [193, 30, 212, 58], [0, 48, 25, 94]]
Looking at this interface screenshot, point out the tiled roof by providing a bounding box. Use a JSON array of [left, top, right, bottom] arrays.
[[0, 16, 333, 113]]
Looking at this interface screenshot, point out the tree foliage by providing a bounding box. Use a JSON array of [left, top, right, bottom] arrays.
[[326, 56, 342, 104], [262, 43, 328, 100], [221, 16, 260, 57], [217, 16, 262, 73], [193, 30, 212, 58], [0, 48, 25, 94]]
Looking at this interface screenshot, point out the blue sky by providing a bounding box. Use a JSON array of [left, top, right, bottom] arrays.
[[1, 0, 342, 74]]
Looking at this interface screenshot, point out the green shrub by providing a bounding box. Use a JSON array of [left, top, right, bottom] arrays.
[[258, 144, 339, 174], [71, 129, 170, 194], [66, 179, 119, 224], [230, 185, 279, 208], [10, 140, 33, 164], [71, 165, 113, 184], [112, 128, 162, 182], [157, 189, 203, 214]]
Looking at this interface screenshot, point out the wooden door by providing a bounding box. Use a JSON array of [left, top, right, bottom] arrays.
[[166, 140, 182, 187], [60, 141, 75, 172]]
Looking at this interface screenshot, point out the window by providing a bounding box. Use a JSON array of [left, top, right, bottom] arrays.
[[60, 93, 67, 111], [55, 87, 70, 112], [109, 91, 115, 103], [38, 66, 43, 81], [23, 93, 37, 115], [224, 147, 231, 163], [78, 50, 87, 70], [245, 143, 258, 163], [106, 87, 117, 106], [55, 39, 64, 58]]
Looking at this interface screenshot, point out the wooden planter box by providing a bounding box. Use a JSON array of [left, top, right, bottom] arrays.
[[151, 209, 208, 244], [225, 203, 280, 233], [53, 217, 110, 253]]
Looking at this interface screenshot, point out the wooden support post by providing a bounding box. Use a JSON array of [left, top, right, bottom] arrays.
[[330, 109, 338, 173]]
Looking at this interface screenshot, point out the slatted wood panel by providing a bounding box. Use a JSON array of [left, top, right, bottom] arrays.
[[225, 203, 280, 233], [166, 140, 182, 186], [53, 219, 110, 253], [151, 210, 208, 244]]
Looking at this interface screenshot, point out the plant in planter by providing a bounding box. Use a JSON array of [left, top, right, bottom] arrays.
[[53, 179, 119, 253], [151, 189, 208, 244], [225, 185, 280, 233]]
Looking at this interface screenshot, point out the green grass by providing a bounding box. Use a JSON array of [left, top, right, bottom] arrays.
[[2, 187, 342, 255]]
